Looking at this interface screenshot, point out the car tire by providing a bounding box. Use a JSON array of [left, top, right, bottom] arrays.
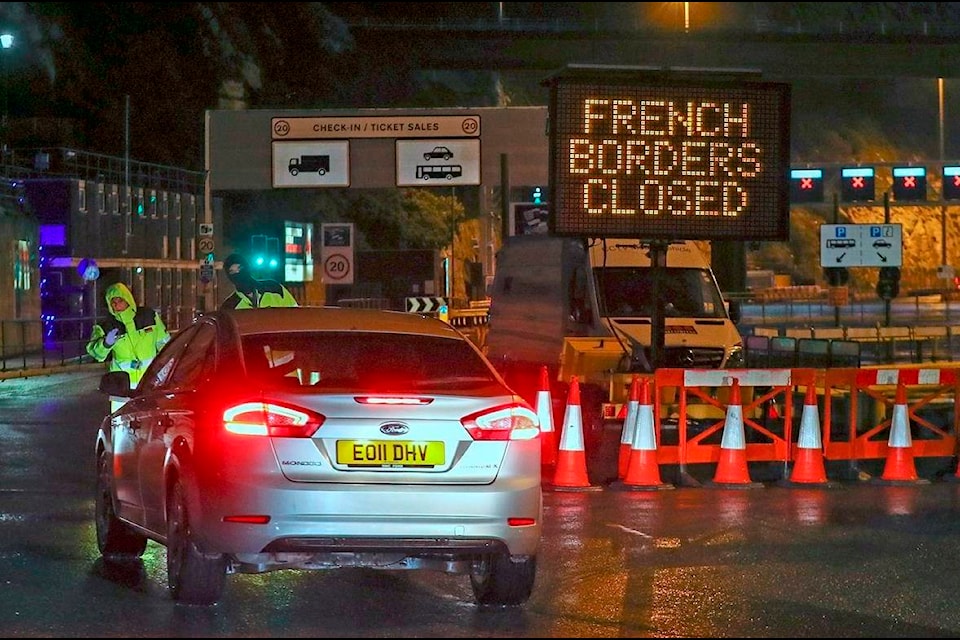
[[166, 479, 227, 605], [469, 553, 536, 605], [289, 168, 299, 176], [95, 453, 148, 559]]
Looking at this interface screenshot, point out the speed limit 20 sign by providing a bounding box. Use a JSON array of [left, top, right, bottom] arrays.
[[323, 252, 351, 283], [320, 223, 355, 285]]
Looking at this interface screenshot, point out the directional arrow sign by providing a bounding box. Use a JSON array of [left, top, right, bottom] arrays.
[[406, 296, 447, 313], [820, 223, 902, 267]]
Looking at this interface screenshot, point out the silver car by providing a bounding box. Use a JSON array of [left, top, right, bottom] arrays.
[[94, 307, 541, 606]]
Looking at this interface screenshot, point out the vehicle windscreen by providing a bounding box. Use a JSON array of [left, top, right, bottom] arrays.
[[594, 267, 728, 319], [241, 331, 504, 393]]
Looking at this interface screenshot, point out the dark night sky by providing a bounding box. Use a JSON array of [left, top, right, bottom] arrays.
[[0, 3, 958, 166]]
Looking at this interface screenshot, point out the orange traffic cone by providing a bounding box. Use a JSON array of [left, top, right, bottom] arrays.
[[708, 379, 764, 489], [618, 374, 640, 479], [611, 377, 674, 491], [545, 376, 601, 492], [535, 365, 557, 468], [781, 384, 838, 488], [876, 382, 930, 485], [766, 401, 780, 420]]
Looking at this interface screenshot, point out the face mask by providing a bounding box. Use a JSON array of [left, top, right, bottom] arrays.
[[228, 267, 257, 293]]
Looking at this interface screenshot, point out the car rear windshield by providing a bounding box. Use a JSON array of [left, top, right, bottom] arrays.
[[242, 331, 503, 393]]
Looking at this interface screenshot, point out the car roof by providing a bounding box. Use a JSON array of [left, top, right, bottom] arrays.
[[213, 306, 465, 339]]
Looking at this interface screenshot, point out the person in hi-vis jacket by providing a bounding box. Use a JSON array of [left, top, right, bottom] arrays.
[[86, 282, 170, 412], [220, 253, 299, 310]]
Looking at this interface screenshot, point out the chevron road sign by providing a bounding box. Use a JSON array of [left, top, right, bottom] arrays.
[[406, 296, 447, 313]]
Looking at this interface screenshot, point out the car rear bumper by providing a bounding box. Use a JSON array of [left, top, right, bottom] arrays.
[[192, 482, 542, 558]]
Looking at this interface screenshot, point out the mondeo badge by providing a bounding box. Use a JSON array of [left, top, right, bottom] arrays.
[[380, 423, 409, 436]]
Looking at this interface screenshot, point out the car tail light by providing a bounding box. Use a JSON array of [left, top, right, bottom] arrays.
[[462, 403, 539, 441], [507, 517, 537, 527], [223, 401, 323, 437]]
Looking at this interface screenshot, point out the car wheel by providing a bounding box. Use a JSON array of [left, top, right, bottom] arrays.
[[166, 479, 226, 605], [290, 168, 299, 176], [469, 553, 536, 605], [95, 453, 147, 558]]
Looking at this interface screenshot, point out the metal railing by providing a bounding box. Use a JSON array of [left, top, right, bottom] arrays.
[[0, 317, 100, 375]]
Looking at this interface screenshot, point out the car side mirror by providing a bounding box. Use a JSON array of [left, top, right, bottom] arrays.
[[99, 371, 134, 397], [726, 299, 742, 323]]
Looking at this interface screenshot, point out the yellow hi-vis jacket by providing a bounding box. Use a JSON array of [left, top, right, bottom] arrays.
[[86, 282, 171, 388]]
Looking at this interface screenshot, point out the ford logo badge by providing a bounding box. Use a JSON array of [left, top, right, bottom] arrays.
[[380, 423, 409, 436]]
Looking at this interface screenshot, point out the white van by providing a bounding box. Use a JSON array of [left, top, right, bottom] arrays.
[[485, 235, 743, 375]]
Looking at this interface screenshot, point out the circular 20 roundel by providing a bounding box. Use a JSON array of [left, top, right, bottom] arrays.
[[323, 253, 350, 281]]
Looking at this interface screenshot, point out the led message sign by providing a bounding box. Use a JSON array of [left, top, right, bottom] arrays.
[[546, 68, 791, 240]]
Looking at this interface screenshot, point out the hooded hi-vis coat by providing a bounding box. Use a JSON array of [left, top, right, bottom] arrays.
[[86, 282, 170, 388]]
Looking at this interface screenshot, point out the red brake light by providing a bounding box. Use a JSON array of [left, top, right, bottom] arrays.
[[354, 396, 433, 405], [462, 403, 539, 441], [223, 401, 323, 437]]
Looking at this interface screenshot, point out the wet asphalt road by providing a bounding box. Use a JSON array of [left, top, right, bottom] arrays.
[[4, 371, 960, 637]]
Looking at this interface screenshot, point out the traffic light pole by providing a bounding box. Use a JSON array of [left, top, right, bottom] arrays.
[[884, 191, 892, 328], [832, 193, 841, 328]]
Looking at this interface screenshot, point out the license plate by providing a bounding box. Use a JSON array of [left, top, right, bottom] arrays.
[[336, 440, 445, 467]]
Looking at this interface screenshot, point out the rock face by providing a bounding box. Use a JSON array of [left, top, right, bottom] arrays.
[[845, 204, 960, 294], [750, 204, 960, 297]]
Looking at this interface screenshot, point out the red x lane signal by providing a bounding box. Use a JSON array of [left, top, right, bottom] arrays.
[[789, 168, 824, 203], [892, 166, 926, 201], [945, 166, 960, 200], [841, 167, 875, 202]]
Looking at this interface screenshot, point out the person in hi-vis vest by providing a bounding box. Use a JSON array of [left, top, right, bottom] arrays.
[[220, 253, 298, 309], [86, 282, 170, 412]]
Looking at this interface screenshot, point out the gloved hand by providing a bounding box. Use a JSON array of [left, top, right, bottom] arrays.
[[104, 328, 120, 347]]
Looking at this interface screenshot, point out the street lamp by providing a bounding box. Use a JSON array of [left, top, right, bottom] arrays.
[[1, 32, 14, 141]]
